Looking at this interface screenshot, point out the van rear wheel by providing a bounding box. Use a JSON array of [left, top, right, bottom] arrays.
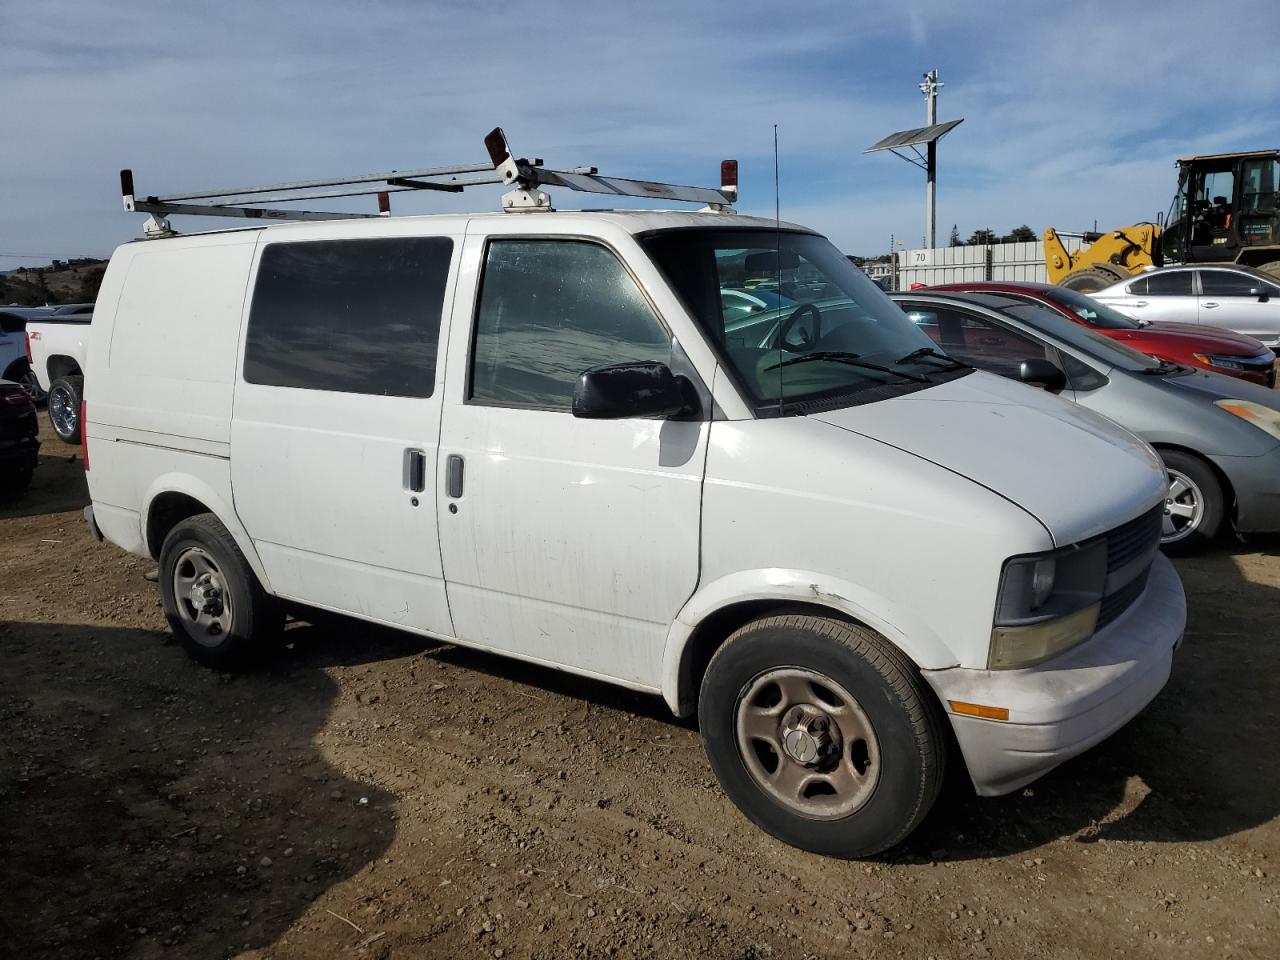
[[698, 613, 945, 858], [159, 513, 282, 668]]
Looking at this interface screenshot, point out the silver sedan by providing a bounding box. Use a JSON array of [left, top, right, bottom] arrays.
[[892, 290, 1280, 552], [1090, 264, 1280, 348]]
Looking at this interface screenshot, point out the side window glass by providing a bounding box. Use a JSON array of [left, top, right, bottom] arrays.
[[927, 307, 1046, 380], [245, 237, 452, 398], [1200, 271, 1261, 297], [1059, 352, 1107, 391], [1126, 277, 1148, 295], [470, 240, 671, 409], [1145, 272, 1193, 296]]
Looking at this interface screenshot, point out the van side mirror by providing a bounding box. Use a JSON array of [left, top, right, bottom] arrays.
[[572, 362, 699, 420], [1019, 357, 1066, 391]]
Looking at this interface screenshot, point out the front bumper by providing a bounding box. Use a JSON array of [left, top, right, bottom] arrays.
[[923, 553, 1185, 796]]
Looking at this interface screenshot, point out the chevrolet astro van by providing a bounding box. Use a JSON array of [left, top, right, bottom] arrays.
[[82, 153, 1185, 856]]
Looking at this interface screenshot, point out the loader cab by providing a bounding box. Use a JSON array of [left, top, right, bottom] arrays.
[[1162, 151, 1280, 267]]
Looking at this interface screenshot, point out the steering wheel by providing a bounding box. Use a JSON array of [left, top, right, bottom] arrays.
[[777, 302, 823, 353]]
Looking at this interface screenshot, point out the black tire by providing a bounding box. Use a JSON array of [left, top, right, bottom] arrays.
[[1158, 449, 1225, 555], [158, 513, 282, 668], [47, 374, 83, 444], [0, 464, 34, 499], [1058, 264, 1129, 293], [699, 613, 946, 858]]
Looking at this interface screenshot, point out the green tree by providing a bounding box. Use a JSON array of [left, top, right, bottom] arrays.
[[967, 228, 996, 246], [1008, 224, 1036, 242], [948, 224, 961, 247]]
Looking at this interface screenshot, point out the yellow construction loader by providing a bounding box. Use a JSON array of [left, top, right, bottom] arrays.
[[1045, 149, 1280, 292]]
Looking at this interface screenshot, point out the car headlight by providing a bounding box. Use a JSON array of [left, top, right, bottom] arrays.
[[990, 539, 1107, 669], [1214, 398, 1280, 442], [1195, 353, 1248, 371]]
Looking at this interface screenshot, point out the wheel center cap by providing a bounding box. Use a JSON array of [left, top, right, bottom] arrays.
[[783, 728, 819, 764]]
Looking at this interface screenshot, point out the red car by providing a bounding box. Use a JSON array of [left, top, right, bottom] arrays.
[[927, 281, 1276, 386]]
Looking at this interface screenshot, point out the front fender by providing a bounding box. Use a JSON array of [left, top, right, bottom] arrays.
[[141, 472, 274, 594], [660, 568, 959, 716]]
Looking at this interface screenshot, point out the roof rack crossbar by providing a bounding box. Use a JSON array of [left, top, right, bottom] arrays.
[[120, 126, 739, 235], [152, 162, 495, 203]]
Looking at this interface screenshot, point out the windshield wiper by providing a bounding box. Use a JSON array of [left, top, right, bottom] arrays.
[[763, 351, 929, 382], [895, 346, 969, 370]]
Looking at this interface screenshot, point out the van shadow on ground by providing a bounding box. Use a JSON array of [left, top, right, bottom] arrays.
[[322, 546, 1280, 865], [0, 619, 420, 960]]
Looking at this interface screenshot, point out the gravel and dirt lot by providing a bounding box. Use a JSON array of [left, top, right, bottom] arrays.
[[2, 417, 1277, 959]]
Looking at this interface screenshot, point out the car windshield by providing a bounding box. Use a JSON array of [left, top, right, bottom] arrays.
[[997, 302, 1161, 371], [1040, 287, 1140, 330], [640, 228, 964, 412]]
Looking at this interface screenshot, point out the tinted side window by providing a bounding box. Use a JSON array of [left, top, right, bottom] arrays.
[[0, 313, 24, 334], [1145, 272, 1193, 296], [245, 237, 452, 397], [928, 306, 1046, 379], [1199, 270, 1261, 296], [1059, 352, 1107, 391], [470, 240, 670, 409], [1126, 277, 1148, 295]]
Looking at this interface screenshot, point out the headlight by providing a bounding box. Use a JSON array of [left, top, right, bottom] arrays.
[[1214, 398, 1280, 442], [1195, 353, 1248, 371], [990, 539, 1107, 669]]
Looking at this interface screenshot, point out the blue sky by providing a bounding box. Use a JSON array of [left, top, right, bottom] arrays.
[[3, 0, 1280, 263]]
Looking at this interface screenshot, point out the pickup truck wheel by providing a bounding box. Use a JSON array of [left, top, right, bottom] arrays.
[[1158, 450, 1223, 554], [159, 513, 282, 669], [48, 375, 83, 443], [699, 613, 945, 858]]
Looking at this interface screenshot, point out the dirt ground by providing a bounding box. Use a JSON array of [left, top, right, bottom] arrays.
[[2, 416, 1277, 960]]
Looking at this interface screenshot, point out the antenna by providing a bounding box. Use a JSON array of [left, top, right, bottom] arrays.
[[774, 123, 784, 412]]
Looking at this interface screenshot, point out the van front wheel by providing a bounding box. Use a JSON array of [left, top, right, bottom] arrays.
[[159, 513, 282, 668], [699, 613, 945, 858]]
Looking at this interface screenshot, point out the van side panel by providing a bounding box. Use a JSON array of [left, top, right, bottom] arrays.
[[99, 234, 258, 445]]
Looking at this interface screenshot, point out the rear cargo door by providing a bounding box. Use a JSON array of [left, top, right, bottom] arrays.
[[230, 231, 460, 638]]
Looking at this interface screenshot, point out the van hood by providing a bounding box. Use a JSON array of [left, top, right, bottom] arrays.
[[810, 372, 1166, 545]]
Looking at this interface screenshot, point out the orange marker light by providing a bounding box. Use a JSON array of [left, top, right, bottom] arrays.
[[948, 700, 1010, 721]]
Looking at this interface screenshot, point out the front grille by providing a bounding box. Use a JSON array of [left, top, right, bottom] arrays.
[[1097, 564, 1152, 629], [1105, 504, 1163, 574]]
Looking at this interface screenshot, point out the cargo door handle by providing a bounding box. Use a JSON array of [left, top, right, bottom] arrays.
[[446, 454, 465, 498], [1202, 301, 1220, 308], [403, 448, 426, 493]]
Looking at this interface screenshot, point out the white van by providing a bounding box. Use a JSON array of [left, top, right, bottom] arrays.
[[82, 148, 1184, 857]]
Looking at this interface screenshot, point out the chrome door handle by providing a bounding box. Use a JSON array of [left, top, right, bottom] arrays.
[[446, 454, 465, 498], [1132, 301, 1149, 307], [1202, 302, 1220, 308], [403, 448, 426, 493]]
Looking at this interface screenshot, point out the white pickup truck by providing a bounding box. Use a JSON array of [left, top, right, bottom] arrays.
[[27, 303, 93, 443]]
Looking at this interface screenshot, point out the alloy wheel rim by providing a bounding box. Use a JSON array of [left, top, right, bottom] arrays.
[[1161, 468, 1204, 543], [734, 667, 880, 820], [49, 386, 77, 436], [18, 370, 45, 402], [172, 546, 234, 646]]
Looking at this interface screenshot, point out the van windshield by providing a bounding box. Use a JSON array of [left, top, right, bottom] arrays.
[[640, 228, 970, 413]]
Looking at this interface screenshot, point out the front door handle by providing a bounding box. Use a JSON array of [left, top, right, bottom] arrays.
[[446, 454, 465, 498], [1132, 301, 1148, 307], [1202, 301, 1220, 309], [403, 448, 426, 493]]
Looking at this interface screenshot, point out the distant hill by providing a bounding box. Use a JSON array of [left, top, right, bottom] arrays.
[[0, 258, 107, 307]]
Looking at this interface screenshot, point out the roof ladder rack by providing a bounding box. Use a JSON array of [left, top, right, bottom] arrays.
[[121, 127, 738, 237]]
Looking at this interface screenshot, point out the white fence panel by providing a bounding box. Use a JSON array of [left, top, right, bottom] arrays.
[[891, 237, 1090, 289]]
